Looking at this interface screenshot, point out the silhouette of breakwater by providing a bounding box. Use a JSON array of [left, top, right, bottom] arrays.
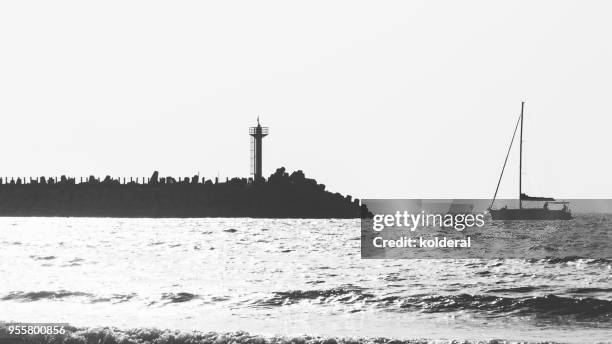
[[0, 167, 369, 218]]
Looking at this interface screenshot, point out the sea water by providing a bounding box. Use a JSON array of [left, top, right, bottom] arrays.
[[0, 217, 610, 343]]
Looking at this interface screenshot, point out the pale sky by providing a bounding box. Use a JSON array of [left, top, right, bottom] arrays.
[[1, 1, 610, 199]]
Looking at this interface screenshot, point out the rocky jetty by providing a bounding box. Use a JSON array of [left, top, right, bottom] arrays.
[[0, 167, 369, 218]]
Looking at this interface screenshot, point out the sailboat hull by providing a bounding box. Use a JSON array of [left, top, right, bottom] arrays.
[[489, 208, 572, 220]]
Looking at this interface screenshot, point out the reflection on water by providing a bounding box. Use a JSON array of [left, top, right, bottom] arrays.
[[0, 217, 610, 342]]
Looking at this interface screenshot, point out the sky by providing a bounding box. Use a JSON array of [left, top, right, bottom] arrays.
[[0, 1, 611, 199]]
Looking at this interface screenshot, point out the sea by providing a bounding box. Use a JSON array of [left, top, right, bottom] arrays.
[[0, 217, 611, 343]]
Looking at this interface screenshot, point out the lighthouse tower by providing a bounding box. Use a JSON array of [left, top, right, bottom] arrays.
[[249, 117, 268, 181]]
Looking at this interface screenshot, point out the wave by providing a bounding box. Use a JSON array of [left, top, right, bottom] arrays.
[[1, 290, 139, 304], [566, 287, 612, 294], [527, 256, 612, 264], [253, 288, 612, 319], [485, 286, 540, 293], [400, 294, 612, 318], [29, 255, 56, 260], [0, 326, 572, 344], [91, 293, 137, 304], [254, 286, 374, 306], [160, 292, 199, 303], [1, 290, 93, 301], [2, 290, 206, 305]]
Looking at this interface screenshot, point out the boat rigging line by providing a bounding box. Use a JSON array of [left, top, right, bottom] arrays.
[[489, 110, 522, 209]]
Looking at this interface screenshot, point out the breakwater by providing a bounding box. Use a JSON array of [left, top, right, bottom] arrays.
[[0, 167, 368, 218]]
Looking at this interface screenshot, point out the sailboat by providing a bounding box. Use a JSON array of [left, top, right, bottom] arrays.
[[488, 102, 572, 220]]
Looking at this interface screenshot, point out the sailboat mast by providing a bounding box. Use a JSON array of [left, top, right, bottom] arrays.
[[519, 101, 524, 209]]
